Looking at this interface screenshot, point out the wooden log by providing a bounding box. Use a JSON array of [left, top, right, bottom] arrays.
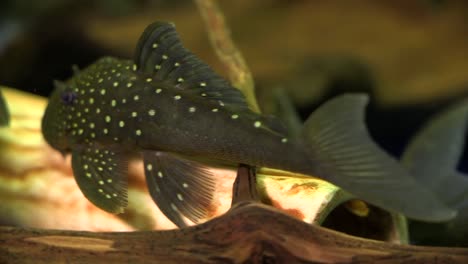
[[1, 202, 468, 264]]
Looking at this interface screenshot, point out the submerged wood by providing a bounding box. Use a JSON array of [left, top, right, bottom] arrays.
[[2, 202, 468, 264]]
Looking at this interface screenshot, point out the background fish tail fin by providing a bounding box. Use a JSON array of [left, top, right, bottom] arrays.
[[402, 97, 468, 208], [302, 93, 456, 222]]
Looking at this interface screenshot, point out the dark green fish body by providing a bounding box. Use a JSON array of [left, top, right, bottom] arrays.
[[42, 22, 455, 227], [51, 57, 312, 172]]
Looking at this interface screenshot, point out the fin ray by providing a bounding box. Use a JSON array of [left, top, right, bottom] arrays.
[[143, 151, 215, 228], [71, 145, 128, 213], [134, 21, 248, 109], [402, 98, 468, 208], [303, 93, 456, 221]]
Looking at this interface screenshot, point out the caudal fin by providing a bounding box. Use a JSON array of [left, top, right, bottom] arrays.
[[402, 97, 468, 209], [303, 93, 456, 222]]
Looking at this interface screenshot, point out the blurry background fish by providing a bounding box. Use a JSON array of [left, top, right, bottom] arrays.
[[0, 0, 467, 246]]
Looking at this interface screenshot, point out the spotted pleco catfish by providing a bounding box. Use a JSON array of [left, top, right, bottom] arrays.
[[41, 22, 455, 227]]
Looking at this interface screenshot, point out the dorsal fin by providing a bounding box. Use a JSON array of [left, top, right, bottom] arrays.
[[134, 21, 249, 109]]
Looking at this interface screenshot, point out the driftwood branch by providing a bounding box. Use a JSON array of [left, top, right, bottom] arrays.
[[2, 202, 468, 264], [195, 0, 260, 113]]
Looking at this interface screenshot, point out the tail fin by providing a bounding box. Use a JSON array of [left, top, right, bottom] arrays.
[[402, 97, 468, 209], [303, 93, 456, 222]]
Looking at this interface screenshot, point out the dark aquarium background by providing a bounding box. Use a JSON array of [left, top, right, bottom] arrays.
[[0, 0, 467, 246]]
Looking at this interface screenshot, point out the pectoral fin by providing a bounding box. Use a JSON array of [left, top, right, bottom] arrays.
[[71, 145, 128, 213], [303, 94, 456, 222], [143, 151, 215, 228]]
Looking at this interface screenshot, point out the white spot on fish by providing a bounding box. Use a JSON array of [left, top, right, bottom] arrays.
[[98, 180, 104, 185], [174, 95, 181, 100], [100, 89, 106, 95], [135, 129, 142, 136], [212, 108, 219, 112], [177, 193, 184, 201], [119, 121, 125, 128], [148, 109, 156, 116], [157, 171, 163, 178], [105, 116, 111, 123], [170, 203, 177, 211], [131, 112, 138, 117], [152, 43, 158, 48], [146, 78, 152, 83], [231, 114, 239, 119], [188, 107, 196, 113], [111, 100, 117, 107], [200, 82, 207, 87], [146, 164, 153, 171], [174, 62, 180, 67], [162, 54, 168, 60], [113, 82, 119, 87], [127, 82, 133, 88], [254, 121, 262, 128], [182, 183, 189, 188], [133, 95, 139, 101], [155, 88, 162, 94], [177, 77, 184, 83], [281, 138, 288, 143]]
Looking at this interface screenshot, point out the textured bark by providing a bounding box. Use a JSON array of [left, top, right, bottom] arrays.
[[1, 202, 468, 264]]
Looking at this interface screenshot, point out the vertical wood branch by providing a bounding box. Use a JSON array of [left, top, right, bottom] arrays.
[[195, 0, 260, 113]]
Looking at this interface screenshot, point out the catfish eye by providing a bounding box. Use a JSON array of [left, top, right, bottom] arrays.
[[61, 91, 77, 105]]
